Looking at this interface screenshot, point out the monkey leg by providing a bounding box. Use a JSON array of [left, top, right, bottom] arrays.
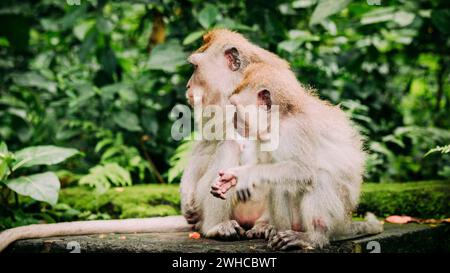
[[180, 141, 215, 225]]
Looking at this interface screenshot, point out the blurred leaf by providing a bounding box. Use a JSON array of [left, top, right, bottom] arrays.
[[96, 16, 114, 34], [198, 4, 219, 29], [431, 9, 450, 35], [5, 172, 60, 206], [113, 110, 142, 132], [73, 19, 95, 40], [147, 40, 186, 72], [361, 7, 396, 25], [0, 142, 12, 180], [183, 30, 205, 45], [394, 11, 415, 27], [361, 8, 415, 27], [293, 0, 318, 8], [12, 72, 57, 93], [310, 0, 350, 26]]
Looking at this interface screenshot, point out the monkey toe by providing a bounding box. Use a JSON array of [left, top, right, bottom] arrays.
[[206, 220, 245, 241], [264, 225, 277, 240], [246, 224, 276, 240], [268, 230, 313, 251]]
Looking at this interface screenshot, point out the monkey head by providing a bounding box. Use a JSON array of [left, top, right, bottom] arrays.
[[185, 29, 290, 107], [229, 63, 305, 139]]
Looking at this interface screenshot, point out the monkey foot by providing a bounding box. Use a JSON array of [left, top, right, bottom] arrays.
[[182, 201, 201, 224], [268, 230, 315, 251], [205, 220, 245, 241], [245, 223, 277, 240]]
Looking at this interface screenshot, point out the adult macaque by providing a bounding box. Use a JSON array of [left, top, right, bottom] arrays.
[[180, 29, 290, 238], [0, 29, 291, 251], [211, 63, 383, 250]]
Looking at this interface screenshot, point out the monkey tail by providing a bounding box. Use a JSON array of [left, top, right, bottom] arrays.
[[332, 212, 384, 241], [349, 212, 384, 236], [0, 215, 192, 252]]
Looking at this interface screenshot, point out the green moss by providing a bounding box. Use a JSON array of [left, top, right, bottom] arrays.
[[59, 184, 180, 219], [57, 180, 450, 221], [358, 180, 450, 219]]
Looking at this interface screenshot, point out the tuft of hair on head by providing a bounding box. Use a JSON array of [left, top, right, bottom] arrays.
[[195, 28, 290, 70], [234, 63, 307, 115]]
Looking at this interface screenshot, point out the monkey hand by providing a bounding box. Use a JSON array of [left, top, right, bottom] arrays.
[[222, 167, 255, 203], [210, 172, 237, 200]]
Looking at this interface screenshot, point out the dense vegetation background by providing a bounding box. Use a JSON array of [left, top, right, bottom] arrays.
[[0, 0, 449, 228]]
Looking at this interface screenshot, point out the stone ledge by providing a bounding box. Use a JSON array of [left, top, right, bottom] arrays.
[[6, 223, 450, 253]]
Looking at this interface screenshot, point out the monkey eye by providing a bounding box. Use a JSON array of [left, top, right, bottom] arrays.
[[189, 62, 198, 70]]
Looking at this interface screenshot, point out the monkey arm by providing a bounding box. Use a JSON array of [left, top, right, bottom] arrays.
[[217, 160, 314, 200], [245, 161, 314, 190]]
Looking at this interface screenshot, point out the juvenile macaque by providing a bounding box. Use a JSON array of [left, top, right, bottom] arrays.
[[211, 63, 383, 249], [180, 29, 290, 238]]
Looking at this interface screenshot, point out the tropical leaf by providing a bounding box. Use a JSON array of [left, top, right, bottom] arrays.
[[5, 172, 60, 206], [13, 146, 79, 171]]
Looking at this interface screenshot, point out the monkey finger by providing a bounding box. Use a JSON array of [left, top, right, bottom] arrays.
[[210, 189, 221, 198], [220, 173, 235, 181], [245, 188, 252, 199], [218, 192, 226, 199], [232, 222, 246, 238], [236, 190, 245, 202], [274, 237, 290, 250], [268, 235, 282, 249], [242, 190, 249, 202], [240, 188, 250, 202], [219, 182, 234, 194], [210, 189, 226, 200], [265, 227, 277, 241], [230, 178, 237, 186], [245, 230, 254, 239]]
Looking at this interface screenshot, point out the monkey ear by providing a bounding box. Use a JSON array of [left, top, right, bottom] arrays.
[[257, 89, 271, 110], [224, 47, 241, 71]]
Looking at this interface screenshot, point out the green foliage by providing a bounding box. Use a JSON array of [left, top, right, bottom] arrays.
[[168, 135, 194, 183], [358, 181, 450, 219], [79, 163, 132, 194], [6, 172, 60, 206], [12, 146, 78, 171], [426, 144, 450, 156], [0, 142, 78, 205]]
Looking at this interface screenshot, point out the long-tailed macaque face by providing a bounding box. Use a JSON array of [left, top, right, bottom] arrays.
[[229, 86, 272, 139], [186, 46, 244, 106]]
